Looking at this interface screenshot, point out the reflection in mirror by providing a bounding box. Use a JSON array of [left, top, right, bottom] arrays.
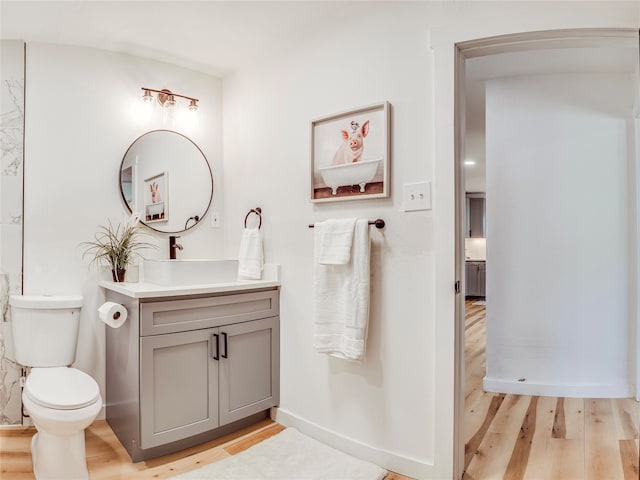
[[119, 130, 213, 233]]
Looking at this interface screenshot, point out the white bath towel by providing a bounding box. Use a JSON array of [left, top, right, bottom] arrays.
[[318, 218, 356, 265], [237, 227, 263, 280], [313, 218, 370, 361]]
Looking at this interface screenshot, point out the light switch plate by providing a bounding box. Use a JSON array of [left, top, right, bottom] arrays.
[[402, 181, 431, 212]]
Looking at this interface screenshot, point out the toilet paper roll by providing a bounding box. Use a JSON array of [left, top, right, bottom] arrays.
[[98, 302, 128, 328]]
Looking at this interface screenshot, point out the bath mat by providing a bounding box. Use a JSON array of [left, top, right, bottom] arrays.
[[472, 300, 486, 306], [171, 428, 387, 480]]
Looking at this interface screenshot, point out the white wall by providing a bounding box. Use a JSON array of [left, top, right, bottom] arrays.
[[464, 130, 486, 192], [22, 43, 223, 412], [484, 73, 634, 397], [223, 5, 436, 475], [637, 115, 640, 401]]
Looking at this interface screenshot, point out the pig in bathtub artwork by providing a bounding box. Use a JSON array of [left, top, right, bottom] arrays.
[[311, 102, 389, 202], [332, 120, 369, 166], [144, 172, 168, 223]]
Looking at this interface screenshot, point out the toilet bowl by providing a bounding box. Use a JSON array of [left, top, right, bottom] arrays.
[[22, 367, 102, 480], [9, 295, 101, 480]]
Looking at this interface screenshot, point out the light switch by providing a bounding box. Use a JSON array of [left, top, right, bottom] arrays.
[[402, 181, 431, 212]]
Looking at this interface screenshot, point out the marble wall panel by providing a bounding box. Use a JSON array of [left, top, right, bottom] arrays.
[[0, 40, 25, 425]]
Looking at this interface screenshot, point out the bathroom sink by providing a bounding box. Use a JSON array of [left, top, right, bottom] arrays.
[[143, 259, 238, 286]]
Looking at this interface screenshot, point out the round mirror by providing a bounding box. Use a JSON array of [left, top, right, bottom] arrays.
[[119, 130, 213, 233]]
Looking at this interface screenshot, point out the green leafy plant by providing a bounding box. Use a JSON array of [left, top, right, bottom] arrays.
[[81, 213, 155, 281]]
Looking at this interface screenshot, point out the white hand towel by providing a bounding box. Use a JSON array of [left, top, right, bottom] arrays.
[[313, 218, 370, 362], [318, 218, 357, 265], [237, 227, 263, 280]]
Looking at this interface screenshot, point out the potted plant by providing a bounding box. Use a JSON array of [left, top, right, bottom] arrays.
[[82, 213, 154, 282]]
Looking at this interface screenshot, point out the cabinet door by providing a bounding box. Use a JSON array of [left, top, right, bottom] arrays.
[[219, 317, 280, 426], [467, 196, 485, 237], [140, 329, 219, 449], [466, 262, 478, 297], [478, 262, 486, 297]]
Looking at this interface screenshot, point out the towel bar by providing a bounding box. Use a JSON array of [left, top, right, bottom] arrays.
[[244, 207, 262, 229], [308, 219, 385, 229]]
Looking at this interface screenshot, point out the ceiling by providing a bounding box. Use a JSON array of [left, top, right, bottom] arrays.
[[465, 46, 639, 131], [0, 1, 370, 77]]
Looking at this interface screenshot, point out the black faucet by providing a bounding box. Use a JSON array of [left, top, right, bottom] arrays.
[[169, 235, 183, 259]]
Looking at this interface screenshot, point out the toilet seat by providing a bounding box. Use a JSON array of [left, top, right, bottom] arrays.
[[25, 367, 100, 410]]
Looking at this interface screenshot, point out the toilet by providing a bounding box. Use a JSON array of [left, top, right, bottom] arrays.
[[9, 295, 102, 480]]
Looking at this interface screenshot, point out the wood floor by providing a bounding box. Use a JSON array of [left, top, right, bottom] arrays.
[[463, 299, 640, 480], [0, 417, 410, 479]]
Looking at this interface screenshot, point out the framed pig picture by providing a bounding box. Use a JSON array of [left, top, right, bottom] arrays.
[[144, 171, 168, 223], [310, 101, 390, 203]]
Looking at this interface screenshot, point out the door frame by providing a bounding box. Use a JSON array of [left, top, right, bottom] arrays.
[[434, 27, 639, 478], [634, 49, 640, 401]]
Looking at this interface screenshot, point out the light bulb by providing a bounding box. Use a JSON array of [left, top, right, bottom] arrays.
[[136, 89, 155, 125], [162, 95, 177, 127], [183, 99, 199, 130], [141, 89, 154, 105]]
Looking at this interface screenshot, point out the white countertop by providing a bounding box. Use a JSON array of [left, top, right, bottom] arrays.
[[465, 258, 486, 262], [100, 264, 280, 299]]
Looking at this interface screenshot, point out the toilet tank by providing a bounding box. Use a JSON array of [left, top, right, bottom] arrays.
[[9, 295, 83, 367]]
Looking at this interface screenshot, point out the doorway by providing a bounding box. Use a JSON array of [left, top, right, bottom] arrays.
[[454, 28, 640, 478]]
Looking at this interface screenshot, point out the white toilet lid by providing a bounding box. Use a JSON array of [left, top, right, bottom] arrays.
[[25, 367, 100, 410]]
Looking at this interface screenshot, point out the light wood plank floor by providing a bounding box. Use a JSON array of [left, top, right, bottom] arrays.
[[0, 417, 411, 479], [463, 300, 640, 480]]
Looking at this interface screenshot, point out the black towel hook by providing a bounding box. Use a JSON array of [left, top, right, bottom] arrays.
[[244, 207, 262, 229]]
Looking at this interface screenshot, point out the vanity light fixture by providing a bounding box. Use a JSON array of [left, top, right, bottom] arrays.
[[140, 88, 199, 128], [464, 160, 476, 166], [141, 87, 199, 109]]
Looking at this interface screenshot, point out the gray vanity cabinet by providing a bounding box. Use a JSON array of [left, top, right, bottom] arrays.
[[139, 315, 279, 449], [105, 288, 280, 462]]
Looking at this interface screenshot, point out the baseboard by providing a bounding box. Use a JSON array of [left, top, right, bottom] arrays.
[[483, 377, 634, 398], [0, 424, 28, 430], [97, 404, 106, 421], [272, 407, 431, 479]]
